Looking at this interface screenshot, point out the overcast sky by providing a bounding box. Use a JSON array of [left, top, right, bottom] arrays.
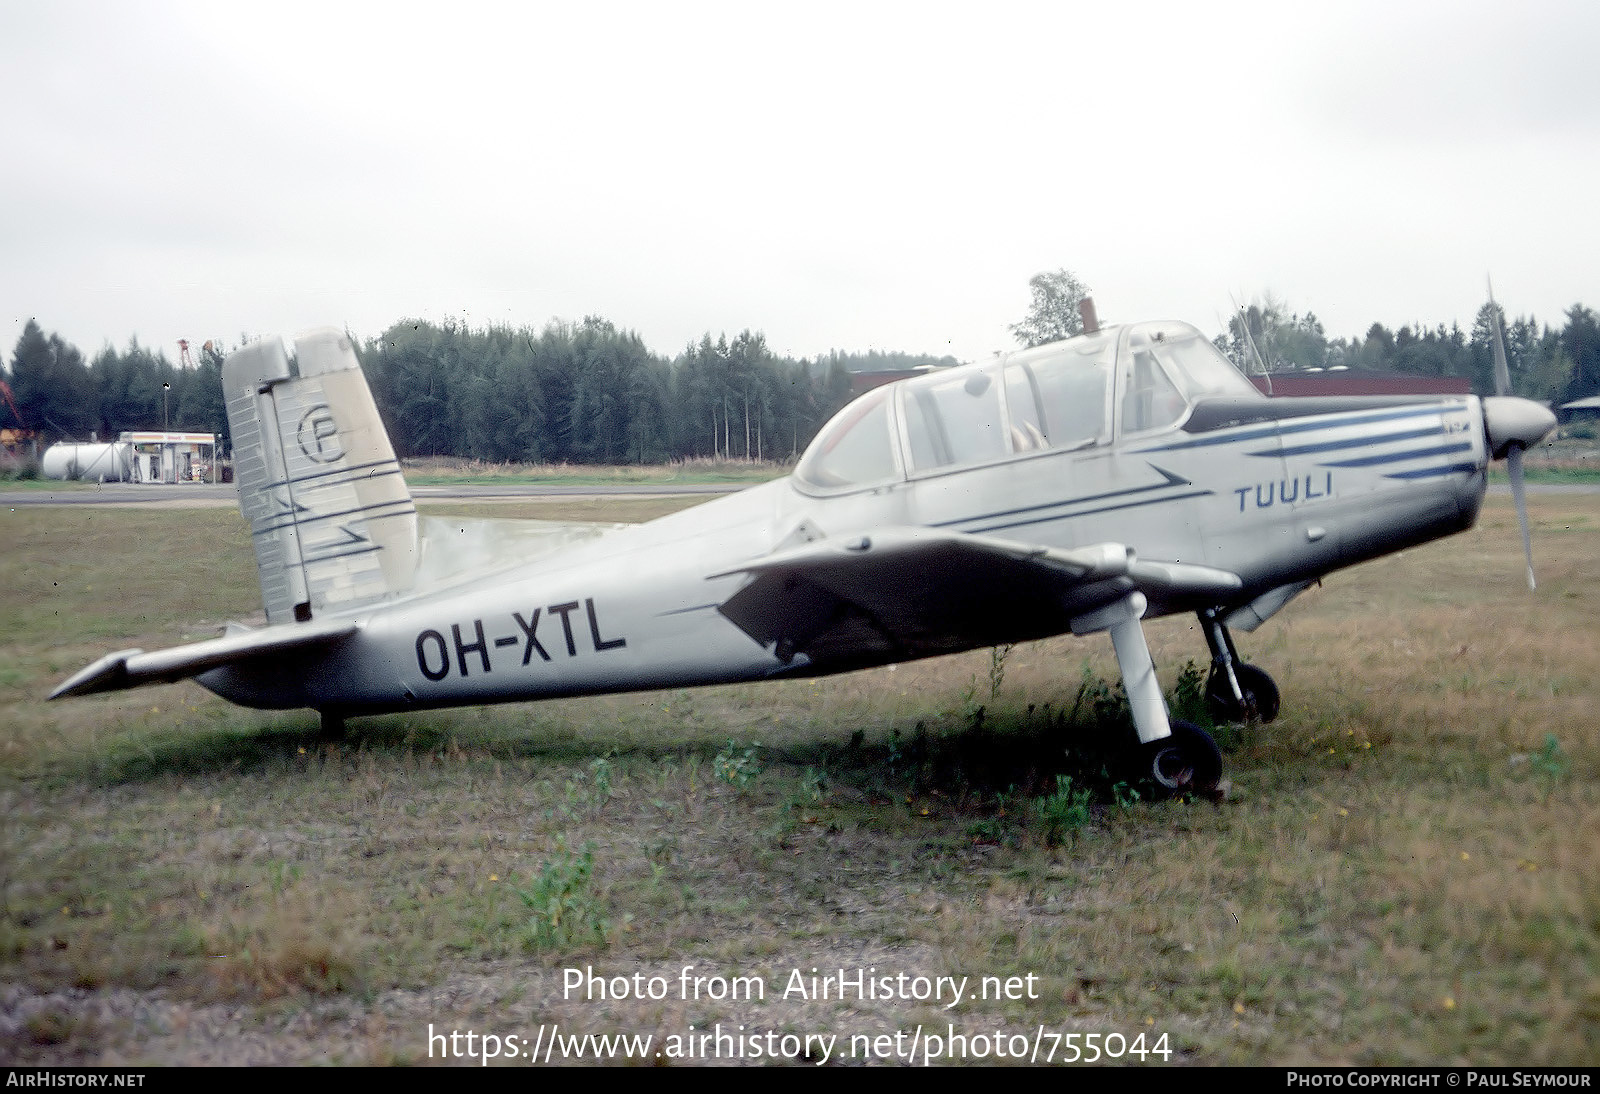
[[3, 0, 1596, 367]]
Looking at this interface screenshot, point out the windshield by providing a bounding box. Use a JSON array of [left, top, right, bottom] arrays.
[[793, 386, 898, 490], [1121, 321, 1262, 435], [1126, 322, 1260, 400]]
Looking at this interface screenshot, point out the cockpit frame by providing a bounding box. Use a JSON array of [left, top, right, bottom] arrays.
[[792, 321, 1259, 497]]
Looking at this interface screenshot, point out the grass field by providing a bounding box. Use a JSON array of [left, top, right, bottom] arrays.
[[1, 495, 1596, 1065]]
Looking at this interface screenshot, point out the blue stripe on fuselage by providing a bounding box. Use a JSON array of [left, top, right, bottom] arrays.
[[1138, 403, 1450, 454], [1267, 426, 1443, 458], [967, 489, 1214, 535], [1382, 461, 1480, 480], [1320, 442, 1473, 468]]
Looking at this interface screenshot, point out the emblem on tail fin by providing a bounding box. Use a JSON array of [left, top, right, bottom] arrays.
[[295, 405, 344, 463]]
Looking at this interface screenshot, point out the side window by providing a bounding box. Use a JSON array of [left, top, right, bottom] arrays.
[[901, 368, 1007, 472], [1022, 353, 1109, 450], [1004, 365, 1047, 452], [1121, 349, 1185, 434]]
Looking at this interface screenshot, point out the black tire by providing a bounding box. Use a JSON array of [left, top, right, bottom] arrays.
[[1204, 662, 1280, 724], [1147, 720, 1223, 795]]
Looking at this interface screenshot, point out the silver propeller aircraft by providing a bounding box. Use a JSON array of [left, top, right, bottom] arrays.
[[50, 312, 1556, 794]]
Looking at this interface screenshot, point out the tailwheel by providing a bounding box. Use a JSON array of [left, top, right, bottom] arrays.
[[1146, 721, 1223, 797], [1204, 662, 1280, 724]]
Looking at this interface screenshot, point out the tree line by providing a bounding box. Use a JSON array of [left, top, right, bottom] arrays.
[[4, 295, 1596, 462], [360, 316, 955, 464], [1214, 296, 1600, 404], [0, 321, 229, 448], [0, 315, 952, 461]]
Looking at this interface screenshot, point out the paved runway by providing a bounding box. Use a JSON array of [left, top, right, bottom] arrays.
[[0, 481, 752, 507]]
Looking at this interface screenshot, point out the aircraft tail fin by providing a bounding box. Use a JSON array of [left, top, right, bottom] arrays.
[[223, 328, 417, 624]]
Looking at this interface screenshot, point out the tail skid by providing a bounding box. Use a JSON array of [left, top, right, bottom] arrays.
[[224, 328, 418, 623]]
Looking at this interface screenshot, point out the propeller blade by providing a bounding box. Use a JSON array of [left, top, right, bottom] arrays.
[[1507, 445, 1536, 591], [1488, 283, 1511, 398], [1486, 280, 1536, 588]]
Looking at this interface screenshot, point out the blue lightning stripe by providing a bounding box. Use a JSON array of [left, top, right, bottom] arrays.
[[1140, 404, 1451, 453], [1383, 461, 1480, 480], [969, 489, 1214, 535], [1142, 422, 1283, 450], [932, 465, 1191, 530], [262, 458, 402, 492], [1320, 442, 1474, 468], [253, 497, 417, 536], [1268, 426, 1443, 458], [300, 543, 384, 564]]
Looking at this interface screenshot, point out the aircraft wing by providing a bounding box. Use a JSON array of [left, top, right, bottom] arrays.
[[49, 618, 359, 699], [712, 527, 1240, 666]]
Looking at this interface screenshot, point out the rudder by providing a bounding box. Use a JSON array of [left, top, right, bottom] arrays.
[[223, 328, 417, 623]]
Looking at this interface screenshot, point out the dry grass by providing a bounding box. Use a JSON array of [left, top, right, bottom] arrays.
[[0, 496, 1596, 1065]]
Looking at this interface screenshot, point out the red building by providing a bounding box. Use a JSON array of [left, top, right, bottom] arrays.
[[1250, 369, 1471, 397]]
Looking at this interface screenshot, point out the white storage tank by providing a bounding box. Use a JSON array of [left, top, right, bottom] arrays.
[[41, 442, 134, 481]]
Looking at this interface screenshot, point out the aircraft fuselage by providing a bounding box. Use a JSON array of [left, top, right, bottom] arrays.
[[199, 393, 1488, 714]]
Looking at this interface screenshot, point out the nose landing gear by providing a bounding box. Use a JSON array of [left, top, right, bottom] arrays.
[[1199, 608, 1280, 725], [1204, 662, 1279, 724]]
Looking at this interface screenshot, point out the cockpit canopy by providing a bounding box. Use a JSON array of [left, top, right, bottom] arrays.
[[794, 320, 1259, 493]]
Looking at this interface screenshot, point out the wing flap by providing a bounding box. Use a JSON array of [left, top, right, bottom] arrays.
[[714, 527, 1241, 665], [49, 619, 358, 699]]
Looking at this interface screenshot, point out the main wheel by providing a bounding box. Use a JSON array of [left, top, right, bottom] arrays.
[[1146, 720, 1223, 796], [1204, 662, 1280, 724]]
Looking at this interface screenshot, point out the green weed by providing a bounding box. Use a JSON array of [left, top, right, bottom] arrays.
[[515, 840, 610, 951], [1532, 734, 1571, 801], [1035, 774, 1094, 846], [798, 766, 827, 805], [1171, 659, 1209, 724], [713, 738, 762, 790]]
